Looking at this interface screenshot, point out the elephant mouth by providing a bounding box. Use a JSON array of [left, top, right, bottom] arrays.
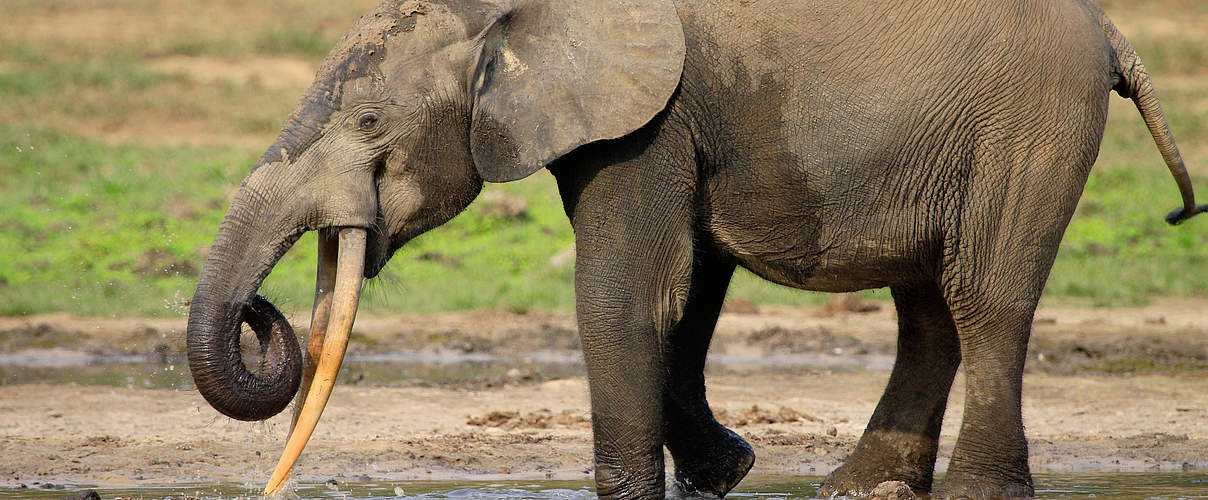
[[260, 226, 368, 496]]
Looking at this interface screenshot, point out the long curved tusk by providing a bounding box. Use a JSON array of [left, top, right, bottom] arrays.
[[264, 227, 366, 497], [290, 229, 340, 433]]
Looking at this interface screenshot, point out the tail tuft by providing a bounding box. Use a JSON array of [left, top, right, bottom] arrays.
[[1164, 204, 1208, 225]]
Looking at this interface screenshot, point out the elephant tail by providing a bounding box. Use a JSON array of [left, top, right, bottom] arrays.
[[1089, 3, 1206, 225]]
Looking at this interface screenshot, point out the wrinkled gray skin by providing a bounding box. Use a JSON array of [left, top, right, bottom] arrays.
[[186, 0, 1205, 498]]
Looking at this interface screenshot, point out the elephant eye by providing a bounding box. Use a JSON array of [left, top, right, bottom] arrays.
[[357, 113, 380, 131]]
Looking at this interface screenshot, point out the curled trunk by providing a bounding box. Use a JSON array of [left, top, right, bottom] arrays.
[[186, 199, 304, 421]]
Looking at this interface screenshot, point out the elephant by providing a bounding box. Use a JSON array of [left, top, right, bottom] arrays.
[[184, 0, 1206, 498]]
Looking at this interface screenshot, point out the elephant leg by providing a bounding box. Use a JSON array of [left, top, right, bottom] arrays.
[[565, 164, 701, 498], [820, 283, 960, 497], [574, 252, 679, 498], [928, 132, 1098, 498], [575, 255, 681, 498], [663, 253, 755, 498], [930, 291, 1037, 499], [929, 215, 1077, 496]]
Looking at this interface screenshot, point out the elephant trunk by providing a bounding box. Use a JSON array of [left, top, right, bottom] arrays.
[[186, 81, 372, 493], [186, 192, 306, 421]]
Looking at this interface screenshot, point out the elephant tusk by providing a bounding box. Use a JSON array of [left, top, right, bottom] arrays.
[[290, 229, 340, 432], [275, 229, 337, 489], [264, 227, 366, 497]]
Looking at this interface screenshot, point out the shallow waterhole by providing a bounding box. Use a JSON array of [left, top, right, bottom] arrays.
[[0, 350, 894, 389], [4, 473, 1208, 499]]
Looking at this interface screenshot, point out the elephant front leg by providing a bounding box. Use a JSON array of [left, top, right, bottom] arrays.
[[663, 253, 755, 498], [575, 230, 697, 499]]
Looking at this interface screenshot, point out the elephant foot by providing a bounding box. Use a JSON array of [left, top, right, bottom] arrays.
[[933, 470, 1034, 499], [594, 462, 665, 500], [820, 431, 936, 497], [820, 462, 930, 498], [669, 428, 755, 498]]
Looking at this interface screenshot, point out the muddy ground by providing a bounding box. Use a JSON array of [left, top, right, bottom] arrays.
[[0, 298, 1206, 491]]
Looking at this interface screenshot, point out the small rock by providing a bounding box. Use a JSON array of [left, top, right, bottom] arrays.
[[826, 426, 838, 436], [870, 480, 918, 500], [61, 490, 100, 500]]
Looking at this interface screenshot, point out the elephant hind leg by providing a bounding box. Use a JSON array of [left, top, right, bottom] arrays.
[[931, 122, 1097, 498], [820, 283, 961, 497], [931, 280, 1039, 499], [663, 252, 755, 498]]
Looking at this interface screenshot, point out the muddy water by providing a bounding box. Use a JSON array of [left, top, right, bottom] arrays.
[[0, 352, 583, 390], [0, 350, 894, 389], [4, 474, 1208, 499]]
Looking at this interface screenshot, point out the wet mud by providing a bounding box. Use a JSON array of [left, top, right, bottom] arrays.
[[1, 299, 1206, 489]]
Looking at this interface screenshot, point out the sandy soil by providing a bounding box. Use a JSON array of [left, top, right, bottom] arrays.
[[1, 299, 1206, 490]]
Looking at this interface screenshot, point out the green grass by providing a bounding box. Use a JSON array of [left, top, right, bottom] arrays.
[[0, 128, 246, 316], [0, 126, 580, 317], [0, 0, 1205, 317], [1, 120, 1204, 317]]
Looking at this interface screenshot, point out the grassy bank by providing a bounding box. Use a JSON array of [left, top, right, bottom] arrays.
[[0, 0, 1205, 317]]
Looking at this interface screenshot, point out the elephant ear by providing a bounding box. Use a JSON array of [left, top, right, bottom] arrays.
[[468, 0, 685, 182]]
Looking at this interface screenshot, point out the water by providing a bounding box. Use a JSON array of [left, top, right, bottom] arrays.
[[0, 349, 894, 389], [4, 474, 1208, 499], [0, 351, 588, 390]]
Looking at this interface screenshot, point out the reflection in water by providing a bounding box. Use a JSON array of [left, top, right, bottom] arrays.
[[3, 474, 1208, 499]]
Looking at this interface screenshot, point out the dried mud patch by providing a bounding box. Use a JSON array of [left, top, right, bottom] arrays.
[[746, 431, 851, 450], [466, 409, 591, 430], [715, 405, 824, 427]]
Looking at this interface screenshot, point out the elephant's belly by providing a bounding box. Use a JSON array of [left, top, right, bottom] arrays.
[[712, 217, 929, 293], [733, 243, 915, 293]]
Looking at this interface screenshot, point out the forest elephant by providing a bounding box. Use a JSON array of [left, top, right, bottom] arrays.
[[185, 0, 1205, 497]]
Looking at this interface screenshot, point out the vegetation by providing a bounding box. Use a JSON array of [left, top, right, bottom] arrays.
[[0, 0, 1205, 317]]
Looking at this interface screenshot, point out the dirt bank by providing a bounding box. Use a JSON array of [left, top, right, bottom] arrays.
[[1, 300, 1206, 490]]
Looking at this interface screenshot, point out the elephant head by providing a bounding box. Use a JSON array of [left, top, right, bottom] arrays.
[[185, 0, 684, 493]]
